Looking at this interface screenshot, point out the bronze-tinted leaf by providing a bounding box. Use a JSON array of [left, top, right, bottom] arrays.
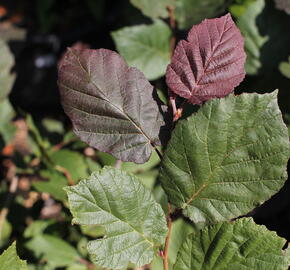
[[58, 48, 164, 163], [166, 13, 246, 105]]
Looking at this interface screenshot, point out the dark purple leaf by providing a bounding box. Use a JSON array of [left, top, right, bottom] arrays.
[[58, 48, 164, 164], [166, 13, 246, 105]]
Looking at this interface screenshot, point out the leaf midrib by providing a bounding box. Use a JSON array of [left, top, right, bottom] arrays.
[[183, 96, 275, 208], [67, 50, 156, 147], [70, 183, 155, 247]]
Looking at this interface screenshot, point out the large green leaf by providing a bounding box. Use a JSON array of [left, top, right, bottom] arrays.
[[65, 167, 168, 269], [111, 20, 171, 81], [26, 235, 80, 268], [174, 218, 290, 270], [0, 242, 28, 270], [279, 56, 290, 79], [235, 0, 268, 75], [160, 92, 289, 224], [130, 0, 174, 18], [0, 39, 15, 101], [175, 0, 230, 30], [58, 48, 165, 164]]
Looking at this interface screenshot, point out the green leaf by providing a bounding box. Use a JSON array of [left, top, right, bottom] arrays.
[[0, 242, 28, 270], [235, 0, 268, 75], [24, 220, 55, 238], [229, 0, 257, 17], [111, 20, 171, 81], [160, 91, 289, 224], [41, 118, 65, 134], [174, 218, 290, 270], [0, 39, 15, 101], [175, 0, 229, 30], [168, 219, 195, 266], [151, 218, 195, 270], [0, 99, 15, 144], [67, 264, 88, 270], [80, 224, 105, 238], [33, 169, 67, 201], [129, 0, 174, 18], [65, 167, 168, 269], [26, 235, 80, 268], [49, 149, 88, 181], [0, 219, 12, 247], [279, 56, 290, 79], [121, 149, 160, 173]]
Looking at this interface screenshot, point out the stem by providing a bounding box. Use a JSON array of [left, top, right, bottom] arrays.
[[167, 5, 180, 123], [154, 147, 163, 160], [170, 95, 177, 117], [78, 257, 95, 270], [0, 176, 19, 240], [55, 165, 74, 185], [115, 159, 122, 169], [163, 203, 173, 270]]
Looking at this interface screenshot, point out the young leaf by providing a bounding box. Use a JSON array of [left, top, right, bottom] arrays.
[[65, 167, 168, 269], [174, 218, 290, 270], [160, 91, 289, 224], [166, 14, 246, 105], [0, 242, 28, 270], [58, 48, 164, 164], [129, 0, 174, 19], [111, 20, 172, 80]]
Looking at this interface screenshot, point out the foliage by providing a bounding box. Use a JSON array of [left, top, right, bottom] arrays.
[[1, 1, 290, 270], [166, 14, 246, 105], [280, 56, 290, 78], [174, 218, 290, 270], [65, 167, 167, 268], [111, 20, 172, 80], [0, 242, 28, 270], [58, 48, 164, 163], [160, 92, 289, 224]]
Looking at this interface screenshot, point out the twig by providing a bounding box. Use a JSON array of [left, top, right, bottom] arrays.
[[167, 5, 182, 122], [170, 95, 177, 117], [163, 203, 173, 270], [55, 165, 74, 185], [78, 257, 95, 270], [154, 147, 163, 160], [115, 159, 122, 169], [0, 176, 19, 240], [51, 137, 78, 151]]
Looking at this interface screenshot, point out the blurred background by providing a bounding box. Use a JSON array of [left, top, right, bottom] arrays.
[[0, 0, 290, 269]]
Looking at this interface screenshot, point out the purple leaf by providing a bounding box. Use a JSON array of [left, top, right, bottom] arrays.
[[166, 13, 246, 105], [58, 48, 164, 164]]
